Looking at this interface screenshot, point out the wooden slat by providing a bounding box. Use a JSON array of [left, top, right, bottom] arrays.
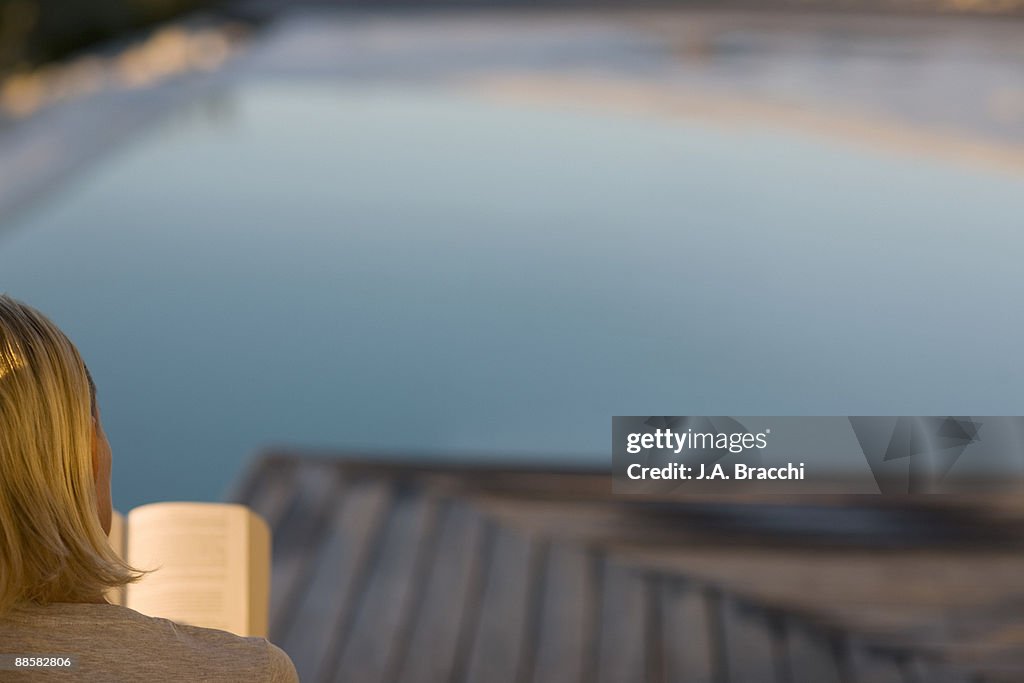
[[661, 580, 716, 683], [268, 465, 343, 640], [242, 458, 298, 531], [901, 657, 974, 683], [228, 455, 286, 507], [784, 622, 846, 683], [515, 539, 550, 683], [391, 500, 488, 683], [579, 550, 605, 683], [447, 519, 497, 683], [847, 646, 909, 683], [595, 560, 648, 683], [719, 598, 786, 683], [331, 486, 441, 683], [280, 479, 392, 683], [645, 574, 666, 683], [530, 543, 594, 683], [462, 523, 539, 683]]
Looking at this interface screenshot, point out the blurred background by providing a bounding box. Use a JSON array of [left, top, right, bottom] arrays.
[[3, 0, 1024, 680], [2, 0, 1023, 510]]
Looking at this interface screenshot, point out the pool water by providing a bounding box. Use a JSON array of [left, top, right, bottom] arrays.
[[2, 84, 1023, 509]]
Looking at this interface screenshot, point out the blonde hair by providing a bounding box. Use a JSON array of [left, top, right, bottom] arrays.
[[0, 294, 141, 614]]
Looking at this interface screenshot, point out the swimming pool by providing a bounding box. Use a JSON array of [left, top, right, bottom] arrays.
[[2, 82, 1023, 509]]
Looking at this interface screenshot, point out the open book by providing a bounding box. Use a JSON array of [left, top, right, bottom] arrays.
[[106, 503, 270, 638]]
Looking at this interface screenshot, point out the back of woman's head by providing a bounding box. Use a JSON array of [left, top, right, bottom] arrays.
[[0, 295, 138, 614]]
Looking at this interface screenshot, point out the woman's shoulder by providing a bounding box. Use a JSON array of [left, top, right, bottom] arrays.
[[3, 602, 298, 683], [114, 605, 298, 682]]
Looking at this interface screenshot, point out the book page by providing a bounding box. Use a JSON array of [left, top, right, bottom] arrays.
[[124, 503, 270, 638], [104, 510, 127, 607]]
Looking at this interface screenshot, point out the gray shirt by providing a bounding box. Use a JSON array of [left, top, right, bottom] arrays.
[[0, 602, 299, 682]]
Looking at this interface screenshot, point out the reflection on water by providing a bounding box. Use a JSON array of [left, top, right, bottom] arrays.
[[1, 84, 1023, 508]]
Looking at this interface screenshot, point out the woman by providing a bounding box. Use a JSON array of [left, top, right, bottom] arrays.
[[0, 295, 297, 682]]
